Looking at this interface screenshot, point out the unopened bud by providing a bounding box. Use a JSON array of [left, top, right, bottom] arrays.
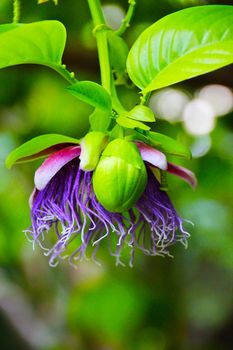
[[93, 139, 147, 212], [80, 131, 108, 171]]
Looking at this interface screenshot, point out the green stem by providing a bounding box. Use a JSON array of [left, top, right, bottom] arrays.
[[111, 79, 126, 114], [87, 0, 111, 93], [13, 0, 20, 23], [115, 0, 136, 36], [140, 92, 151, 106], [87, 0, 126, 115]]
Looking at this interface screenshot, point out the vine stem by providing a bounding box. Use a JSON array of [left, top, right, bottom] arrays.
[[140, 92, 151, 106], [87, 0, 111, 94], [13, 0, 20, 23], [115, 0, 136, 36], [87, 0, 126, 114]]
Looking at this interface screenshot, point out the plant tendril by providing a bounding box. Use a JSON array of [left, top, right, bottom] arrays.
[[115, 0, 136, 36]]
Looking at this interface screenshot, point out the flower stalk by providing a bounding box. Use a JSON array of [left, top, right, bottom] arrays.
[[115, 0, 136, 36]]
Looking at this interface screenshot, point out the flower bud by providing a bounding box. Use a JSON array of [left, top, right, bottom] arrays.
[[80, 131, 108, 171], [93, 139, 147, 212]]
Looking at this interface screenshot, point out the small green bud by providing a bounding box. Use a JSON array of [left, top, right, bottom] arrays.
[[93, 139, 147, 213], [80, 131, 108, 171]]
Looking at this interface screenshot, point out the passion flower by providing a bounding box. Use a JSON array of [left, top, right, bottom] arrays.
[[8, 131, 196, 267]]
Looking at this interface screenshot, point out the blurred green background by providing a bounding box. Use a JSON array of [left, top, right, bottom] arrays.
[[0, 0, 233, 349]]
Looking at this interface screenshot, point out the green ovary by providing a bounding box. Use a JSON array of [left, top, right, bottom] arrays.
[[93, 139, 147, 213]]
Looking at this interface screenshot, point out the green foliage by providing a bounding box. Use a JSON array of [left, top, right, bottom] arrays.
[[127, 5, 233, 93], [127, 131, 191, 158], [89, 108, 112, 131], [124, 105, 155, 122], [107, 31, 129, 79], [116, 115, 151, 131], [0, 23, 19, 34], [67, 81, 112, 112], [6, 134, 80, 168], [0, 21, 66, 71], [148, 132, 191, 158]]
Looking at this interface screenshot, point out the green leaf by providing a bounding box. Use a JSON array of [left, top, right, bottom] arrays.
[[124, 105, 155, 122], [127, 5, 233, 93], [67, 81, 112, 112], [126, 131, 191, 158], [0, 24, 19, 34], [148, 132, 191, 158], [6, 134, 80, 169], [0, 20, 66, 70], [116, 116, 150, 131], [89, 108, 111, 131], [108, 31, 129, 76]]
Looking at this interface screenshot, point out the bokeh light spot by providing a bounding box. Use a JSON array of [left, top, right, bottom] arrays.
[[183, 98, 215, 136]]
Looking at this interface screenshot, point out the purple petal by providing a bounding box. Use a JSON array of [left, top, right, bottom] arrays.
[[136, 142, 167, 170], [34, 146, 81, 190], [167, 162, 197, 189]]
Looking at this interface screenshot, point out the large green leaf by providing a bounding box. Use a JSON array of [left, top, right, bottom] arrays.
[[0, 20, 66, 70], [127, 5, 233, 93], [6, 134, 80, 168], [0, 24, 19, 34], [67, 81, 112, 112]]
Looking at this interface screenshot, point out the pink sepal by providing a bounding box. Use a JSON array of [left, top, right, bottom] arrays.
[[136, 142, 167, 170], [167, 162, 197, 189], [34, 146, 81, 191]]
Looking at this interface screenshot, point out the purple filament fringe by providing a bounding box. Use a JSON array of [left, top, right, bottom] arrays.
[[25, 160, 190, 267]]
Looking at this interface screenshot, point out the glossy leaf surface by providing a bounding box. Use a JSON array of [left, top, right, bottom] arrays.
[[6, 134, 80, 168], [125, 105, 155, 122], [0, 21, 66, 70], [116, 116, 150, 131], [127, 5, 233, 93], [67, 81, 112, 112]]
